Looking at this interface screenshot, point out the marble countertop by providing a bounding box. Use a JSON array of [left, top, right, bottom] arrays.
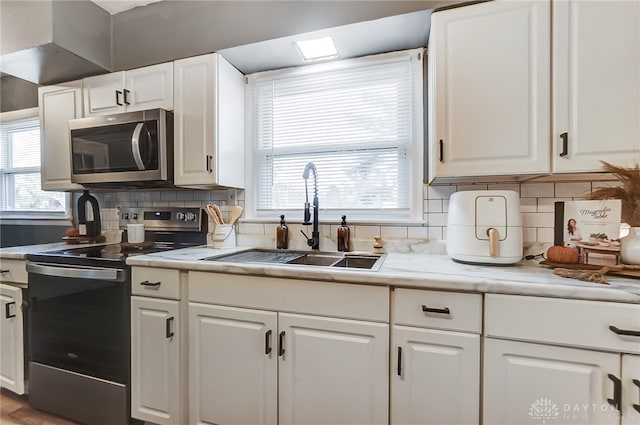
[[0, 242, 73, 260], [127, 246, 640, 303]]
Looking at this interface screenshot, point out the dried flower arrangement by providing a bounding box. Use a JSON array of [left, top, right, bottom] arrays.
[[588, 161, 640, 227]]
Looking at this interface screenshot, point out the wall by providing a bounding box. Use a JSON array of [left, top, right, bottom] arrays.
[[89, 180, 612, 255], [111, 0, 456, 70]]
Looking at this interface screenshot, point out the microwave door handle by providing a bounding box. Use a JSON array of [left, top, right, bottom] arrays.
[[131, 123, 146, 170]]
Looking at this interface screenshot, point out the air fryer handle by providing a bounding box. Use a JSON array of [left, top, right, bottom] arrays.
[[487, 228, 499, 257]]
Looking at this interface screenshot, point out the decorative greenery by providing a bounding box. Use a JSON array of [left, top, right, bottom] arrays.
[[589, 232, 608, 240], [588, 161, 640, 227]]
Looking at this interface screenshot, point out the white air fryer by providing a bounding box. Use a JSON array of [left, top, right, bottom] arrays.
[[446, 190, 523, 265]]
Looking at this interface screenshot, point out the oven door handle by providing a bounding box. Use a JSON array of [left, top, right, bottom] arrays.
[[26, 263, 125, 282]]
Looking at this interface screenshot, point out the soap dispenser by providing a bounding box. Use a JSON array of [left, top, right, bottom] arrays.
[[337, 215, 351, 252], [276, 215, 289, 249]]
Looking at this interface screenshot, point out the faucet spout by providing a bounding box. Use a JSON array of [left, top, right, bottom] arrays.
[[302, 162, 320, 250]]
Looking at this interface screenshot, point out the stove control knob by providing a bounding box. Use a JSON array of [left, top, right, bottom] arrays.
[[131, 213, 139, 220], [176, 212, 186, 221], [186, 212, 196, 221], [123, 213, 129, 220]]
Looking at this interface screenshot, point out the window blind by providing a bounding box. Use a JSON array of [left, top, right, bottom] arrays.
[[0, 115, 66, 212], [251, 50, 422, 215]]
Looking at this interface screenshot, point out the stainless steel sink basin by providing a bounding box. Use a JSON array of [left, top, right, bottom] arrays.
[[204, 249, 385, 271]]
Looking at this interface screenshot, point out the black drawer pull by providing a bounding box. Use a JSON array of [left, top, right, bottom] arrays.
[[633, 379, 640, 413], [278, 331, 285, 356], [607, 374, 621, 411], [5, 302, 16, 319], [166, 317, 174, 339], [397, 346, 402, 376], [140, 280, 161, 287], [609, 325, 640, 337], [0, 269, 9, 273], [123, 89, 130, 105], [265, 330, 272, 355], [439, 140, 444, 162], [116, 90, 123, 106], [205, 155, 213, 173], [422, 305, 450, 315]]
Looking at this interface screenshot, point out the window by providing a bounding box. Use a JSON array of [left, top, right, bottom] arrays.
[[0, 108, 68, 218], [247, 49, 424, 221]]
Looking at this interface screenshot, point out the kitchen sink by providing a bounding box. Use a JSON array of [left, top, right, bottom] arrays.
[[204, 249, 385, 271]]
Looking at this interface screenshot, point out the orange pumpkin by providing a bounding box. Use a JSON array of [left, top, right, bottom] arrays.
[[546, 246, 579, 264]]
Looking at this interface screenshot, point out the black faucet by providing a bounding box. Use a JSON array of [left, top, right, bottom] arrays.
[[301, 162, 320, 250]]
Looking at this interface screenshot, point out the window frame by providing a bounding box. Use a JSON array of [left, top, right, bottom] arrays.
[[244, 49, 425, 223], [0, 107, 72, 222]]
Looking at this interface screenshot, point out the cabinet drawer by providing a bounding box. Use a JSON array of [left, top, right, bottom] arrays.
[[0, 259, 27, 284], [485, 294, 640, 354], [394, 289, 482, 333], [131, 267, 180, 299]]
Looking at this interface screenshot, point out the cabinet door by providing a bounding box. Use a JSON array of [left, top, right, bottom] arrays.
[[0, 284, 24, 395], [131, 296, 181, 425], [38, 81, 84, 191], [622, 354, 640, 425], [174, 53, 244, 188], [484, 338, 620, 425], [125, 62, 174, 112], [553, 1, 640, 172], [391, 326, 480, 425], [83, 71, 126, 116], [189, 303, 277, 425], [428, 0, 550, 182], [173, 54, 216, 186], [278, 313, 388, 425]]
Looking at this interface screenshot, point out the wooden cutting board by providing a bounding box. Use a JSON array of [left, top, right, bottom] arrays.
[[540, 260, 640, 279]]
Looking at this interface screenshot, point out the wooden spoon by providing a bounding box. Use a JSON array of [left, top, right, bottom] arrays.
[[205, 204, 221, 224], [229, 205, 243, 224]]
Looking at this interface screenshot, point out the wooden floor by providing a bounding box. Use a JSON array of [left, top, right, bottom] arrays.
[[0, 389, 80, 425]]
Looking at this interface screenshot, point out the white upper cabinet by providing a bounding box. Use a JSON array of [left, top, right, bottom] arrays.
[[428, 0, 551, 183], [38, 81, 84, 191], [552, 0, 640, 172], [173, 53, 245, 188], [83, 62, 173, 116]]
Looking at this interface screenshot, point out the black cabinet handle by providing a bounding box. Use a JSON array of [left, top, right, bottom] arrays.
[[607, 374, 621, 411], [397, 346, 402, 376], [439, 140, 444, 162], [609, 325, 640, 337], [422, 305, 451, 315], [116, 90, 123, 106], [633, 379, 640, 413], [140, 280, 161, 287], [278, 331, 285, 356], [166, 317, 174, 339], [265, 330, 272, 355], [0, 269, 9, 273], [205, 155, 213, 173], [560, 132, 568, 157], [5, 302, 15, 319], [123, 89, 130, 105]]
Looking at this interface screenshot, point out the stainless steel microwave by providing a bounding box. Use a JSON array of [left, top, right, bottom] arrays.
[[69, 109, 173, 187]]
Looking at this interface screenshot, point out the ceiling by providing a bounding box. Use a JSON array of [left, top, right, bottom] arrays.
[[90, 0, 162, 15]]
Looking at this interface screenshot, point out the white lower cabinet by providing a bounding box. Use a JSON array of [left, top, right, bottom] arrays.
[[187, 271, 389, 425], [391, 326, 479, 425], [130, 267, 185, 425], [0, 283, 24, 395], [391, 289, 482, 425], [484, 338, 620, 425], [131, 297, 180, 425], [484, 294, 640, 425]]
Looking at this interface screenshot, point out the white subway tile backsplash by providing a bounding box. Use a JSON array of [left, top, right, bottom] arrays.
[[522, 212, 555, 228], [160, 191, 177, 201], [592, 180, 621, 190], [537, 227, 555, 244], [355, 225, 381, 240], [521, 182, 554, 198], [427, 213, 448, 227], [427, 185, 456, 200], [537, 198, 557, 213], [427, 226, 443, 240], [520, 198, 537, 213], [555, 182, 591, 198], [427, 199, 443, 213], [176, 191, 195, 201], [523, 227, 537, 243], [381, 226, 408, 239], [456, 184, 488, 192], [487, 183, 520, 193], [408, 227, 429, 239]]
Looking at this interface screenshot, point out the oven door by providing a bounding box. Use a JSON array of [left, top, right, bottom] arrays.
[[69, 109, 172, 185], [26, 262, 130, 384]]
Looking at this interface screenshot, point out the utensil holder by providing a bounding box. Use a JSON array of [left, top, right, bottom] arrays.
[[208, 224, 236, 248]]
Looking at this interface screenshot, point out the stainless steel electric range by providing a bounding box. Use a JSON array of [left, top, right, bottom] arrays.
[[25, 207, 206, 425]]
